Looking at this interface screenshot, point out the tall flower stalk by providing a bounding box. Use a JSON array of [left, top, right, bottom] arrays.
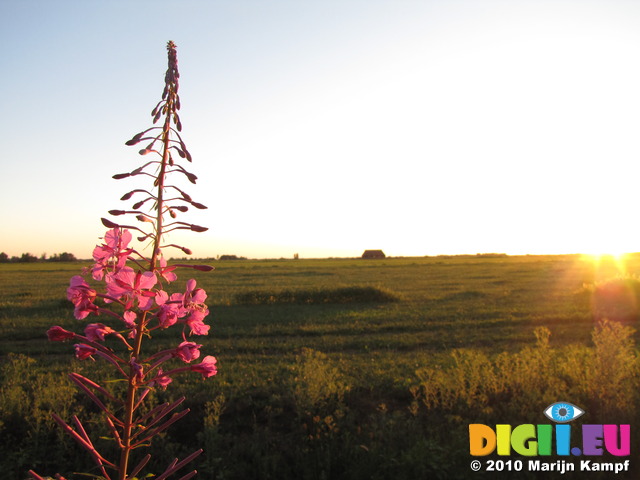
[[30, 41, 215, 480]]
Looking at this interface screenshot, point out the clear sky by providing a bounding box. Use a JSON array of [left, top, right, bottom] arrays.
[[1, 0, 640, 259]]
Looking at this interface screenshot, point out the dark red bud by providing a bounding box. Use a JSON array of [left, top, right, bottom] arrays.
[[121, 191, 136, 201], [113, 173, 130, 179], [194, 264, 214, 271], [136, 215, 153, 223], [191, 202, 207, 209], [108, 210, 126, 216], [101, 218, 120, 228], [190, 224, 208, 233], [125, 132, 144, 146], [173, 264, 215, 271], [174, 206, 188, 212]]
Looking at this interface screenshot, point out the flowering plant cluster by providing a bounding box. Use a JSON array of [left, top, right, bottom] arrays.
[[29, 41, 215, 480]]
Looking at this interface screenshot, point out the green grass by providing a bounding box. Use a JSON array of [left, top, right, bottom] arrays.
[[1, 254, 639, 479]]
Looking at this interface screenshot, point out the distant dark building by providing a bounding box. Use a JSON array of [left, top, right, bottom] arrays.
[[361, 249, 386, 259]]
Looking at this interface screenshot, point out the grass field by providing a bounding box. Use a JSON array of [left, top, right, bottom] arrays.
[[1, 254, 639, 479]]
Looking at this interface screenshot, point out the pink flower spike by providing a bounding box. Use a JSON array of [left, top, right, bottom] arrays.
[[85, 323, 116, 342], [174, 341, 202, 363], [190, 355, 217, 378], [47, 326, 75, 341], [74, 344, 97, 360]]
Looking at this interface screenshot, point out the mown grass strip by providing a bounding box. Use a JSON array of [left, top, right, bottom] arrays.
[[233, 285, 401, 305]]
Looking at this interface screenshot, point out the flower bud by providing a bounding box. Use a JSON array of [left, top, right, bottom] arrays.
[[125, 132, 144, 146], [120, 191, 136, 201], [136, 215, 154, 223], [190, 355, 218, 378], [101, 218, 119, 228], [85, 323, 116, 342], [47, 326, 75, 341], [74, 344, 97, 360]]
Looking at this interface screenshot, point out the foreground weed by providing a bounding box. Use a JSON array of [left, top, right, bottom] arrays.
[[30, 42, 216, 480], [413, 321, 640, 424]]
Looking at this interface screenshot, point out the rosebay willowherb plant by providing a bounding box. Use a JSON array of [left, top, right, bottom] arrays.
[[29, 41, 216, 480]]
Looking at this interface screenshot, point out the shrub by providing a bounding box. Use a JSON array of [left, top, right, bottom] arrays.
[[412, 321, 640, 425]]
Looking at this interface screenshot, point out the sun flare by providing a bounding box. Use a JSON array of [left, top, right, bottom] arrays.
[[582, 250, 630, 278]]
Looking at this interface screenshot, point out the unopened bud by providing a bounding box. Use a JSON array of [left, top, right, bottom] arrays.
[[125, 132, 144, 146], [121, 191, 136, 201], [193, 264, 214, 271], [101, 218, 119, 228]]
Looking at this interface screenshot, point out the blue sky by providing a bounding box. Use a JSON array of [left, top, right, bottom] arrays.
[[2, 0, 640, 259]]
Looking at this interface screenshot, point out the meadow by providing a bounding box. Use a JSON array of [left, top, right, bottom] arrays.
[[1, 254, 639, 479]]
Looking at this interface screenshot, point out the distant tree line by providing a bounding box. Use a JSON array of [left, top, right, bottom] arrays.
[[0, 252, 78, 263]]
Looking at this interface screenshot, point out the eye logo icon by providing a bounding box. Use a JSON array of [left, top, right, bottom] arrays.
[[544, 402, 584, 423]]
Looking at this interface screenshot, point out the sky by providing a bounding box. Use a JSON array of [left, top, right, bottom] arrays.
[[1, 0, 640, 259]]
